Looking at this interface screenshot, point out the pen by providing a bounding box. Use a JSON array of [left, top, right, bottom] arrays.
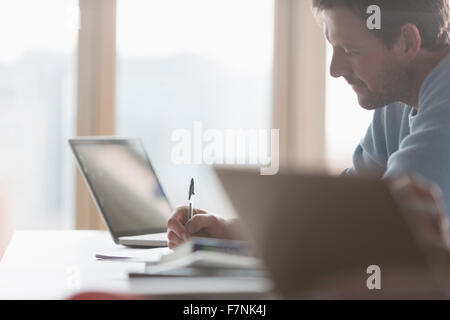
[[188, 178, 195, 220]]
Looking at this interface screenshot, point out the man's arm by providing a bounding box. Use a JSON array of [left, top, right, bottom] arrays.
[[340, 105, 402, 178], [383, 58, 450, 214]]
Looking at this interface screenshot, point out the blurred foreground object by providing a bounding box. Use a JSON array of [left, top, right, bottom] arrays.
[[67, 291, 143, 300], [310, 174, 450, 299], [389, 174, 450, 251]]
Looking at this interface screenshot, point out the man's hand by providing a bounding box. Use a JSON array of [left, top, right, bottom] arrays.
[[166, 206, 234, 249]]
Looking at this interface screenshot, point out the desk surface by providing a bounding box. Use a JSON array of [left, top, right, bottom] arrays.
[[0, 231, 272, 299]]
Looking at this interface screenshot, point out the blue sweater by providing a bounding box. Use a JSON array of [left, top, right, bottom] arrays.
[[343, 53, 450, 213]]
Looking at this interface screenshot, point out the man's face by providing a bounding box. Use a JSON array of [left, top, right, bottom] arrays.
[[323, 7, 409, 109]]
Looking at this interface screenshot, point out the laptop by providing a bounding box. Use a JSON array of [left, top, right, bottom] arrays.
[[69, 137, 171, 247], [215, 168, 440, 298]]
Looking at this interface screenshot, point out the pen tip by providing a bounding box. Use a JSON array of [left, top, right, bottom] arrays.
[[189, 178, 195, 199]]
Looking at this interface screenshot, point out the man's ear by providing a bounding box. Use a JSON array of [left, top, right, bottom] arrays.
[[393, 24, 422, 62]]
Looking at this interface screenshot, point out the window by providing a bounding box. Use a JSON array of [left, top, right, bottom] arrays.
[[0, 0, 78, 229], [116, 0, 274, 216], [325, 43, 373, 173]]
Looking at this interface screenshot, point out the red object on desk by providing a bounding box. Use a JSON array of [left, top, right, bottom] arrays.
[[67, 291, 144, 300]]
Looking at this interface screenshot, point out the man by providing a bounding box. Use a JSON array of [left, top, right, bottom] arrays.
[[167, 0, 450, 249]]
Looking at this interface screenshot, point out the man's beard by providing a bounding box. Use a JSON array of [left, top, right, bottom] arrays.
[[356, 69, 412, 110], [357, 89, 400, 110]]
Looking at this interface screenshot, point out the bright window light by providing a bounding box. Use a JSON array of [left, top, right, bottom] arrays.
[[0, 0, 78, 229]]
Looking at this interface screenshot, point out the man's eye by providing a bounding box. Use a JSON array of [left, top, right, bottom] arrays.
[[345, 50, 358, 56]]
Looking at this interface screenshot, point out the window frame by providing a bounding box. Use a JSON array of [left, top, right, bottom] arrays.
[[75, 0, 116, 229]]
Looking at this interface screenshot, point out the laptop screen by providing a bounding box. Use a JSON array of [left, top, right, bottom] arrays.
[[70, 138, 171, 238]]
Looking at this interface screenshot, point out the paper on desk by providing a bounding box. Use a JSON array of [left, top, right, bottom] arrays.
[[95, 247, 172, 263]]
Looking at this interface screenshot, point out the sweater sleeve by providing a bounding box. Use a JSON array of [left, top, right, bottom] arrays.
[[341, 108, 391, 178]]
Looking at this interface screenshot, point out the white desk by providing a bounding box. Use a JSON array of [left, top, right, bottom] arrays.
[[0, 231, 273, 299]]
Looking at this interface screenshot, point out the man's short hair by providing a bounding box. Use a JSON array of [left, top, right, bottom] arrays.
[[312, 0, 449, 51]]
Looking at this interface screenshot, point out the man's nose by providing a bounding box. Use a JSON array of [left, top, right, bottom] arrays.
[[329, 48, 350, 78]]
